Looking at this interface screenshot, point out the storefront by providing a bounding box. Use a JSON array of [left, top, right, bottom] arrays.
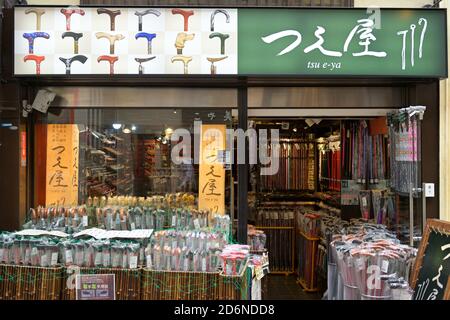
[[0, 5, 448, 301]]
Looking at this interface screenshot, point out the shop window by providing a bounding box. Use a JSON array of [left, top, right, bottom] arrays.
[[33, 108, 234, 219]]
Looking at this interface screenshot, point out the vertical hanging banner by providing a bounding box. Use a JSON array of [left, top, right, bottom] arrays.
[[45, 124, 79, 206], [198, 124, 226, 215]]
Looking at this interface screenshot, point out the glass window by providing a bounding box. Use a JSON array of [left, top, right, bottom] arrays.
[[34, 107, 234, 217]]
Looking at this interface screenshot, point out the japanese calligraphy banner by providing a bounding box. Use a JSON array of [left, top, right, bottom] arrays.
[[13, 6, 446, 77], [198, 124, 226, 216], [412, 219, 450, 300], [45, 124, 79, 207]]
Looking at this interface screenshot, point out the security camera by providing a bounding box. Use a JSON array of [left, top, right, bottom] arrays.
[[32, 89, 56, 113], [22, 89, 56, 117]]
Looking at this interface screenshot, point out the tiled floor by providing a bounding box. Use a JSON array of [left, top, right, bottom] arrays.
[[264, 275, 323, 300]]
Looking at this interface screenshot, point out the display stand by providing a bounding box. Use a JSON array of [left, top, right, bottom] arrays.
[[296, 231, 319, 292], [256, 226, 295, 275]]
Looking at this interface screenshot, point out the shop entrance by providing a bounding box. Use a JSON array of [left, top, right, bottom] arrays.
[[246, 88, 428, 299]]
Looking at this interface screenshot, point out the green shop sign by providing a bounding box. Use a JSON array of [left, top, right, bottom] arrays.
[[238, 8, 447, 77], [14, 6, 447, 77]]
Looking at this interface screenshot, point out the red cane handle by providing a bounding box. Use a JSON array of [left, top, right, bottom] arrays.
[[171, 9, 194, 31]]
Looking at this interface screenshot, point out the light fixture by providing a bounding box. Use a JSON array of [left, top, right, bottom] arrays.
[[165, 127, 174, 136], [293, 128, 297, 133], [131, 125, 137, 131], [9, 126, 18, 131], [305, 119, 315, 127], [0, 123, 12, 128], [173, 109, 177, 114], [122, 126, 131, 134], [112, 123, 122, 130]]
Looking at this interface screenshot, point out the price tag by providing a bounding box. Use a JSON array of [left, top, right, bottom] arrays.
[[202, 257, 207, 272], [172, 240, 177, 249], [40, 255, 48, 267], [122, 255, 128, 269], [103, 253, 110, 267], [139, 248, 145, 262], [0, 249, 4, 260], [65, 250, 73, 264], [31, 247, 38, 256], [112, 255, 120, 267], [51, 252, 58, 266], [171, 215, 176, 227], [184, 257, 189, 271], [130, 222, 136, 231], [146, 255, 153, 269], [129, 256, 138, 269], [94, 253, 102, 265], [357, 258, 365, 271], [135, 216, 141, 229], [381, 260, 389, 273], [362, 197, 367, 207], [24, 249, 31, 263], [255, 266, 264, 280], [194, 219, 200, 229], [82, 215, 88, 227]]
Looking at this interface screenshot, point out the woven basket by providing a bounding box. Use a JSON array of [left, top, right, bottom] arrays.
[[219, 264, 251, 300], [141, 269, 220, 300], [0, 264, 63, 300]]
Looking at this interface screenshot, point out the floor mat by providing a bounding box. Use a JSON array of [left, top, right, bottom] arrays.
[[264, 275, 322, 300]]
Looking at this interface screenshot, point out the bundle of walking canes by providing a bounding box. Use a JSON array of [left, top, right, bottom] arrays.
[[329, 223, 416, 300], [260, 140, 316, 191], [341, 121, 389, 183], [1, 214, 255, 300], [255, 206, 296, 274]]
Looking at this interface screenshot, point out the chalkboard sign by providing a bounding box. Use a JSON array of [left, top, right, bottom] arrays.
[[411, 219, 450, 300]]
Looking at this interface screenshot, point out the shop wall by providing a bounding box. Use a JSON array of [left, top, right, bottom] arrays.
[[409, 82, 441, 220], [439, 0, 450, 222], [0, 6, 24, 230], [26, 0, 80, 4]]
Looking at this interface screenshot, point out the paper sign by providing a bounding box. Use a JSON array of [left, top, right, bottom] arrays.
[[381, 260, 389, 273], [76, 274, 115, 300], [15, 229, 69, 237], [198, 124, 226, 216], [73, 228, 153, 239]]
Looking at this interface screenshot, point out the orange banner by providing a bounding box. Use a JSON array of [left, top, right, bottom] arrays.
[[198, 124, 226, 216], [45, 124, 79, 207]]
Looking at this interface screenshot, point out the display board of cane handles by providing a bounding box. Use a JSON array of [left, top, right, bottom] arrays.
[[14, 7, 238, 75]]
